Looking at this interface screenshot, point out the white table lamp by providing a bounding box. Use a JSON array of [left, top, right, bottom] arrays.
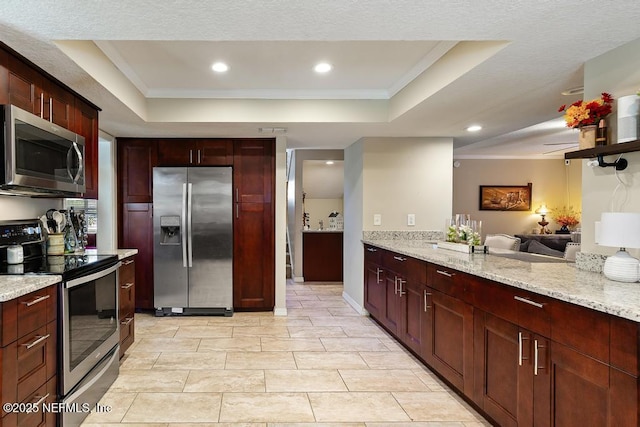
[[598, 212, 640, 282]]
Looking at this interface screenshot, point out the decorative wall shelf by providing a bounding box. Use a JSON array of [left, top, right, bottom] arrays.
[[564, 139, 640, 159]]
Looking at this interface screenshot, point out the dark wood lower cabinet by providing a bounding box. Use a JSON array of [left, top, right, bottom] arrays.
[[119, 203, 154, 310], [302, 232, 343, 281], [364, 244, 640, 427]]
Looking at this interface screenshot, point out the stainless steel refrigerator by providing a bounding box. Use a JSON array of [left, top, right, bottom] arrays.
[[153, 167, 233, 316]]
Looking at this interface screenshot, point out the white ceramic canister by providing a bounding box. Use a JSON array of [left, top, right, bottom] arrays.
[[7, 245, 24, 264]]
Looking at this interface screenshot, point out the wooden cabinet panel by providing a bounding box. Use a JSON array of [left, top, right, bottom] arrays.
[[43, 80, 74, 129], [302, 232, 343, 281], [4, 53, 43, 116], [16, 322, 56, 403], [233, 202, 274, 310], [74, 98, 99, 199], [233, 139, 274, 203], [157, 139, 195, 166], [118, 256, 136, 358], [364, 260, 385, 319], [157, 139, 233, 166], [382, 274, 400, 335], [198, 139, 233, 165], [400, 279, 425, 354], [117, 138, 158, 203], [120, 204, 153, 310], [610, 368, 638, 427], [610, 315, 639, 376]]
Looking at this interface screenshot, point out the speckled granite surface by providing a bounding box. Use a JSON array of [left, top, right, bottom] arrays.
[[575, 251, 607, 273], [362, 230, 444, 241], [363, 239, 640, 322], [0, 275, 61, 302]]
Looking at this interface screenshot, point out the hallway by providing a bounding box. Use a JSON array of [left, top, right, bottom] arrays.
[[82, 280, 489, 425]]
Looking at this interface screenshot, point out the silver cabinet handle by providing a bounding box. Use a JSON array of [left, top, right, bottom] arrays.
[[534, 339, 545, 375], [198, 149, 202, 164], [120, 282, 134, 289], [49, 97, 53, 122], [122, 259, 134, 266], [236, 203, 239, 219], [189, 149, 193, 164], [22, 334, 50, 350], [121, 317, 134, 326], [518, 332, 530, 366], [181, 183, 188, 268], [21, 294, 50, 307], [366, 247, 377, 252], [424, 290, 432, 312], [376, 268, 383, 284], [393, 256, 407, 262], [31, 393, 49, 406], [398, 279, 406, 297], [40, 92, 44, 118], [436, 269, 454, 277], [514, 296, 544, 308]]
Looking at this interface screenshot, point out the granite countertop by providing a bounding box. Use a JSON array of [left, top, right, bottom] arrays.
[[363, 239, 640, 322], [0, 248, 139, 302]]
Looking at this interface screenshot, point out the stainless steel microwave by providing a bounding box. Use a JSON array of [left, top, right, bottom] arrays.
[[1, 104, 85, 196]]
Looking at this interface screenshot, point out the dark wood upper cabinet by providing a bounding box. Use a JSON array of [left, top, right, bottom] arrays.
[[233, 139, 274, 204], [117, 138, 158, 204], [42, 80, 74, 129], [2, 52, 43, 116], [74, 98, 99, 199], [157, 139, 233, 166]]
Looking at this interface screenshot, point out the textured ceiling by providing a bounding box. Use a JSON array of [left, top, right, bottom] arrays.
[[1, 1, 640, 157]]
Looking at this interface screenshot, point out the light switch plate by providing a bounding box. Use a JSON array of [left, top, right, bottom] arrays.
[[407, 214, 416, 226], [373, 214, 382, 226]]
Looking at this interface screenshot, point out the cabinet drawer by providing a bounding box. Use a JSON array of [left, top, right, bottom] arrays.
[[119, 316, 135, 358], [15, 322, 56, 403], [382, 251, 409, 275], [512, 289, 551, 337], [610, 316, 639, 376], [364, 245, 382, 265], [13, 377, 56, 427], [468, 277, 518, 325], [119, 282, 136, 320], [119, 257, 135, 286], [1, 285, 57, 346], [427, 264, 466, 300]]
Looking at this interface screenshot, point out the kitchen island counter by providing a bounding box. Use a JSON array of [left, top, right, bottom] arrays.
[[0, 274, 61, 302], [363, 239, 640, 322]]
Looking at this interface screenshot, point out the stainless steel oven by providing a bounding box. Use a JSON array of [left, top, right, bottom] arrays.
[[60, 258, 121, 427]]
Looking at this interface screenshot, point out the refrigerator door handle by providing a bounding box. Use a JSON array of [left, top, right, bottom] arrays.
[[187, 182, 194, 268], [181, 183, 188, 268]]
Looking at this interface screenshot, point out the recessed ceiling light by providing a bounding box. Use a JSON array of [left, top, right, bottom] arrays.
[[466, 125, 482, 132], [326, 161, 335, 165], [211, 62, 229, 73], [314, 62, 332, 73]]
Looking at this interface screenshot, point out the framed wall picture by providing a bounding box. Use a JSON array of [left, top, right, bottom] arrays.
[[479, 183, 532, 211]]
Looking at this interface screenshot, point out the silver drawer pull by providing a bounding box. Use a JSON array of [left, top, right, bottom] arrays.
[[534, 339, 545, 375], [21, 294, 50, 307], [424, 290, 432, 312], [22, 334, 51, 350], [122, 259, 134, 266], [393, 256, 407, 262], [367, 247, 377, 252], [436, 269, 454, 277], [376, 268, 383, 284], [121, 282, 134, 289], [31, 393, 49, 406], [514, 296, 544, 308], [121, 317, 134, 326]]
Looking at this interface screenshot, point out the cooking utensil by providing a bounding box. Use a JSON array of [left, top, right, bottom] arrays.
[[52, 210, 65, 232], [45, 209, 58, 233]]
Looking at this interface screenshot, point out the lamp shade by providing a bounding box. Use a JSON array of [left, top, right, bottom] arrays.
[[535, 205, 549, 215], [598, 212, 640, 249]]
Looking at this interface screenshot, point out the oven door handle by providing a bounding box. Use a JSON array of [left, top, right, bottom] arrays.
[[65, 261, 122, 289]]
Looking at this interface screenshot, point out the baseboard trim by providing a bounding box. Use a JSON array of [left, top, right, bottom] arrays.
[[293, 276, 304, 283], [273, 307, 288, 316], [342, 290, 367, 315]]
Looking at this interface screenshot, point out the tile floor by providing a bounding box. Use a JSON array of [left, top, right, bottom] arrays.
[[82, 280, 491, 426]]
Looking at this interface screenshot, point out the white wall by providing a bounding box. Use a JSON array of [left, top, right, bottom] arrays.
[[0, 196, 61, 221], [97, 131, 117, 252], [581, 37, 640, 259], [274, 136, 287, 315], [304, 198, 343, 229], [343, 137, 454, 312]]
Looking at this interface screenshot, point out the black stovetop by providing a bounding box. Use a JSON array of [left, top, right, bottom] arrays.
[[0, 253, 119, 281]]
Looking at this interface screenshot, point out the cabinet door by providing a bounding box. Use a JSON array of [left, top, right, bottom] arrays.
[[399, 279, 425, 355], [157, 139, 196, 166], [4, 53, 43, 116], [233, 202, 274, 310], [473, 311, 519, 427], [120, 203, 154, 310], [233, 139, 274, 203], [43, 80, 74, 129], [197, 139, 233, 165], [382, 273, 400, 335], [117, 139, 158, 203], [364, 261, 385, 319], [422, 288, 474, 395], [74, 98, 99, 199]]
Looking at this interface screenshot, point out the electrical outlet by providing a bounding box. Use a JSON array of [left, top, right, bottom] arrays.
[[407, 214, 416, 226], [373, 214, 382, 226]]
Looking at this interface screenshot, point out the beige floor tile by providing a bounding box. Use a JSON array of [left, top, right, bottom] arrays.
[[308, 392, 411, 422], [131, 337, 200, 353], [294, 352, 369, 369], [184, 369, 265, 392], [174, 325, 233, 338], [269, 424, 364, 427], [286, 294, 321, 301], [135, 324, 179, 338], [339, 369, 430, 391], [288, 326, 347, 338], [119, 352, 160, 370], [225, 351, 297, 369], [122, 392, 222, 423], [286, 308, 333, 317], [321, 337, 390, 352], [207, 316, 262, 326], [367, 423, 465, 427], [359, 351, 423, 370], [110, 369, 189, 392], [82, 424, 168, 427], [265, 369, 347, 392], [392, 392, 482, 422], [153, 351, 227, 370], [219, 393, 314, 422], [309, 317, 372, 327], [261, 337, 325, 352], [154, 317, 214, 326], [327, 307, 360, 316], [299, 300, 350, 308], [259, 317, 313, 327], [82, 391, 137, 424], [170, 424, 265, 427], [198, 337, 262, 352], [233, 326, 291, 337], [341, 326, 392, 338], [411, 368, 450, 392], [287, 300, 304, 308]]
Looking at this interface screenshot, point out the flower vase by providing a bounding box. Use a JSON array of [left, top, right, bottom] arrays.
[[578, 125, 597, 150]]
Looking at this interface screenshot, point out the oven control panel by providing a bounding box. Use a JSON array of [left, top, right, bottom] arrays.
[[0, 220, 44, 247]]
